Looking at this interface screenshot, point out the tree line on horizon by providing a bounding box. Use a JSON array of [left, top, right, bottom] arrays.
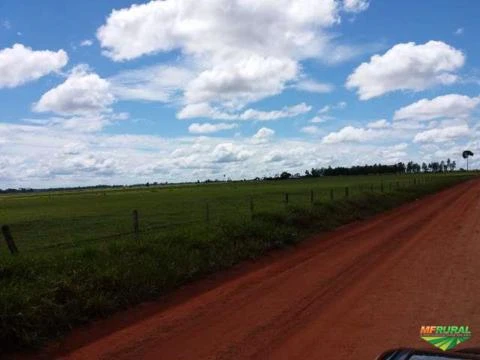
[[264, 159, 460, 180]]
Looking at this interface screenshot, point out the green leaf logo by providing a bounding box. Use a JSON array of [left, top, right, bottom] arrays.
[[420, 326, 471, 351]]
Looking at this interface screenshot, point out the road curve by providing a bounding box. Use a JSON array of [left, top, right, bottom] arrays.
[[43, 179, 480, 359]]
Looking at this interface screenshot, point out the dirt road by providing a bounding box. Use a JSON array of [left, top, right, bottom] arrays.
[[47, 179, 480, 359]]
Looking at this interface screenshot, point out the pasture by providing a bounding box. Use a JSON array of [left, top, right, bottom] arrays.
[[0, 174, 443, 254]]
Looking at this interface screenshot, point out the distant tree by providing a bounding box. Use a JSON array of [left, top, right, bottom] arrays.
[[280, 171, 292, 179], [462, 150, 474, 171], [422, 162, 428, 172], [406, 161, 413, 173], [451, 160, 456, 171]]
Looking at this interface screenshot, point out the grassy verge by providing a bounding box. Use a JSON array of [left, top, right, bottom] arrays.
[[0, 175, 473, 352]]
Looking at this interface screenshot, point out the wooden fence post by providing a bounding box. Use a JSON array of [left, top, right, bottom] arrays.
[[345, 187, 349, 197], [396, 181, 400, 189], [250, 197, 254, 219], [1, 225, 18, 255], [414, 178, 417, 185], [285, 193, 289, 204], [330, 188, 334, 201], [380, 182, 384, 192], [310, 190, 314, 204], [132, 210, 139, 240]]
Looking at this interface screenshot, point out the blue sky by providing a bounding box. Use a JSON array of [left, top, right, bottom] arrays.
[[0, 0, 479, 188]]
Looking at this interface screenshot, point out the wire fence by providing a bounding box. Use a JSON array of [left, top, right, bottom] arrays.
[[0, 175, 469, 256]]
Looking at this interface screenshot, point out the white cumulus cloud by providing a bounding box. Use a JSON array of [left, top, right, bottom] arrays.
[[97, 0, 342, 61], [322, 126, 383, 144], [33, 66, 114, 115], [346, 41, 465, 100], [184, 55, 298, 107], [0, 43, 68, 88], [413, 124, 470, 143], [394, 94, 480, 121], [212, 143, 251, 163], [252, 127, 275, 143]]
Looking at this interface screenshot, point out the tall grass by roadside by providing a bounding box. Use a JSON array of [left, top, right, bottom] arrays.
[[0, 175, 473, 352]]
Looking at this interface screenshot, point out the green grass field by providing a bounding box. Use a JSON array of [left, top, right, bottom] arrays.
[[0, 173, 475, 351], [0, 174, 448, 254]]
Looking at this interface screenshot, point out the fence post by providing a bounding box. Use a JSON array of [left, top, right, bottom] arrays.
[[396, 181, 400, 189], [330, 188, 334, 201], [285, 193, 289, 204], [345, 187, 349, 197], [414, 178, 417, 185], [310, 190, 314, 204], [132, 210, 139, 240], [381, 182, 384, 192], [2, 225, 18, 255]]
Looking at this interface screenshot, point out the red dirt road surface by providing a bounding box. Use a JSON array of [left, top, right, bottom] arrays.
[[45, 180, 480, 359]]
